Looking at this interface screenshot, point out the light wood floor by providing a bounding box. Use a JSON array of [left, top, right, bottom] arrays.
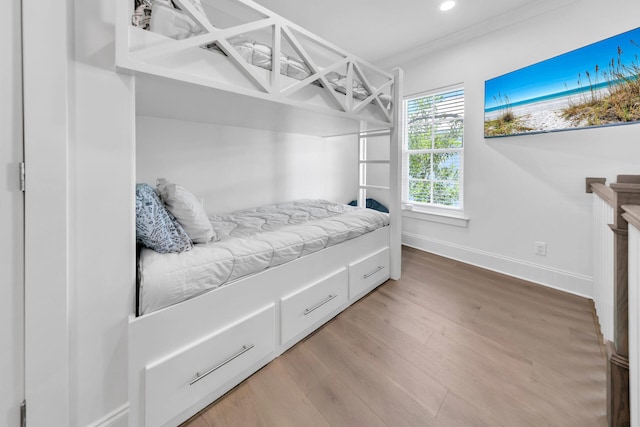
[[183, 246, 607, 427]]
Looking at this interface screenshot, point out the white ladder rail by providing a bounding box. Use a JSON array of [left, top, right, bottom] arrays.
[[357, 68, 403, 280]]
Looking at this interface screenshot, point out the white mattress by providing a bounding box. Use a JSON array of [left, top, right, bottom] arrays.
[[138, 200, 389, 315]]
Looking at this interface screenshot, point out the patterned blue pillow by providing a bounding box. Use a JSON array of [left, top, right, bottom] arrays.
[[136, 183, 193, 253]]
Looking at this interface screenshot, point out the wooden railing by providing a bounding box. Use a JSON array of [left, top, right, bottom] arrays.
[[587, 175, 640, 427]]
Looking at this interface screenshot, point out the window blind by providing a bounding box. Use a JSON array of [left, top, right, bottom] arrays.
[[403, 87, 464, 209]]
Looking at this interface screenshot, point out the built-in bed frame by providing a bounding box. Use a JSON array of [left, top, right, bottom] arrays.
[[116, 1, 403, 425]]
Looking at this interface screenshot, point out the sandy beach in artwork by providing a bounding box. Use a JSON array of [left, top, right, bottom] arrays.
[[484, 87, 611, 133], [485, 97, 573, 132]]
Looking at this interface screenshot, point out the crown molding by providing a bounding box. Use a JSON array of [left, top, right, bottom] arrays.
[[376, 0, 581, 70]]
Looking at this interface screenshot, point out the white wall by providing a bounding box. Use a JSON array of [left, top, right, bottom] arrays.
[[70, 0, 135, 425], [136, 116, 359, 214], [24, 0, 136, 424], [394, 0, 640, 296], [1, 0, 24, 425]]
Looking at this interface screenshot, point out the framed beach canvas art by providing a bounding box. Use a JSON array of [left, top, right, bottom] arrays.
[[484, 27, 640, 137]]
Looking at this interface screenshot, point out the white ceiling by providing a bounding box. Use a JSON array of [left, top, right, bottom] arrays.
[[253, 0, 579, 66]]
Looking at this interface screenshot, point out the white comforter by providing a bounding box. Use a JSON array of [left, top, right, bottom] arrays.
[[138, 200, 389, 315]]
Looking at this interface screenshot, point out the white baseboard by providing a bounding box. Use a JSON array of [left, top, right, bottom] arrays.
[[402, 232, 594, 299], [87, 404, 129, 427]]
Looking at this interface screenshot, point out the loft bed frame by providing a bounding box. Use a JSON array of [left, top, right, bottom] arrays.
[[116, 1, 403, 426], [116, 0, 399, 133]]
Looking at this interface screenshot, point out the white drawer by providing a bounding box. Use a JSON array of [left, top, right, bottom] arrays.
[[280, 268, 348, 344], [144, 304, 275, 427], [349, 247, 390, 299]]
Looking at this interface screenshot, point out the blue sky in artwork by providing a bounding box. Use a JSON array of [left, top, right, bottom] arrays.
[[484, 27, 640, 110]]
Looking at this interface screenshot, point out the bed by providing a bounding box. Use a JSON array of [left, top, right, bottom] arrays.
[[118, 1, 403, 425], [119, 0, 396, 127], [130, 0, 392, 109], [131, 185, 393, 427], [138, 198, 389, 315]]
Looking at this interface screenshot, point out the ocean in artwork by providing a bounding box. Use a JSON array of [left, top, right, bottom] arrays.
[[484, 27, 640, 137]]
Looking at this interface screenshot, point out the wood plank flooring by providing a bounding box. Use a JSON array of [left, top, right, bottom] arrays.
[[183, 246, 607, 427]]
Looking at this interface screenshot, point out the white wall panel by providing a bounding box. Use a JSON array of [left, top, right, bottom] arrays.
[[71, 0, 136, 425], [136, 117, 358, 214], [24, 0, 134, 425]]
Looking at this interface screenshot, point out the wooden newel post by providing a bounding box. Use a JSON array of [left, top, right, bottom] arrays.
[[607, 175, 640, 427]]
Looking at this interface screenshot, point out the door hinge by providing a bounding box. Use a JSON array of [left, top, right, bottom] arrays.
[[20, 400, 26, 427], [19, 162, 25, 192]]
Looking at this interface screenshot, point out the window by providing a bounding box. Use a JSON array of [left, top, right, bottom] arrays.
[[403, 86, 464, 210]]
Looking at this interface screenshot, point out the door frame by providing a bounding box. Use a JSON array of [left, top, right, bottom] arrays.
[[22, 0, 71, 424], [2, 0, 25, 424]]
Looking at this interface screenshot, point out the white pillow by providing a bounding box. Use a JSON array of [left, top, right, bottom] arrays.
[[150, 3, 204, 40], [182, 0, 207, 17], [174, 0, 213, 30], [156, 178, 216, 243]]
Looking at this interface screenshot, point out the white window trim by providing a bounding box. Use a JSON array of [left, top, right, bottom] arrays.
[[402, 203, 469, 227], [402, 84, 467, 226]]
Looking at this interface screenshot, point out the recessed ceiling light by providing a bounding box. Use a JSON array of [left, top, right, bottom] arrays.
[[439, 0, 456, 11]]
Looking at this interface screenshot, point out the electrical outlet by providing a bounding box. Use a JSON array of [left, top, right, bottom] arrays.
[[535, 241, 547, 256]]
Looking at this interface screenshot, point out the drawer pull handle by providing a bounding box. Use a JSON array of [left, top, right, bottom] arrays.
[[304, 294, 337, 316], [363, 266, 384, 279], [190, 344, 254, 386]]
